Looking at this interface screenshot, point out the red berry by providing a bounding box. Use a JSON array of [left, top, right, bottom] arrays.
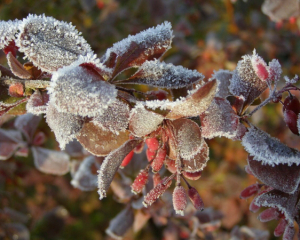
[[283, 95, 300, 114], [283, 109, 299, 135], [8, 83, 24, 98], [188, 187, 204, 211], [131, 169, 149, 194], [173, 186, 187, 215], [145, 138, 159, 151], [151, 148, 166, 173], [146, 148, 156, 162], [120, 150, 134, 168]]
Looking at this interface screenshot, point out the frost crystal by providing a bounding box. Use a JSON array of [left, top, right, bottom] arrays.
[[125, 60, 204, 89], [92, 100, 130, 134], [16, 14, 93, 72], [32, 146, 70, 175], [0, 20, 20, 49], [71, 156, 98, 191], [200, 97, 239, 139], [172, 186, 187, 215], [97, 139, 141, 200], [46, 104, 84, 150], [129, 104, 164, 137], [48, 64, 117, 117], [26, 90, 49, 115], [229, 53, 267, 107], [211, 70, 233, 98], [268, 59, 282, 83], [242, 125, 300, 166]]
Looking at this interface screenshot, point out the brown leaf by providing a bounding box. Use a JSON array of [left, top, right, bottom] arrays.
[[7, 52, 32, 79], [77, 122, 130, 156]]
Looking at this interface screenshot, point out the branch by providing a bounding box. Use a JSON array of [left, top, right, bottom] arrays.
[[0, 78, 50, 89]]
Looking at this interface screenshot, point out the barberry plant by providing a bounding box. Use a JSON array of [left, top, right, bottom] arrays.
[[1, 13, 300, 239]]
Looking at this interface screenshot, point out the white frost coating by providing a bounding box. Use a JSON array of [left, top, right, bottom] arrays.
[[26, 90, 48, 115], [46, 104, 84, 150], [211, 69, 232, 98], [92, 100, 130, 135], [229, 52, 267, 106], [71, 156, 98, 191], [127, 60, 204, 89], [32, 146, 70, 175], [201, 98, 239, 139], [16, 14, 93, 72], [102, 21, 173, 63], [0, 19, 20, 49], [242, 126, 300, 166], [129, 103, 164, 137], [268, 59, 282, 83], [48, 63, 117, 117]]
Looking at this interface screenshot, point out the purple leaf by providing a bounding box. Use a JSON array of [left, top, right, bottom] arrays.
[[76, 122, 130, 156], [14, 113, 41, 142], [258, 208, 279, 222], [16, 14, 93, 72], [0, 142, 20, 160], [97, 139, 141, 199], [31, 146, 70, 175]]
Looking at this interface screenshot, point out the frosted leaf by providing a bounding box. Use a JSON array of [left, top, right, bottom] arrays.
[[97, 139, 141, 199], [0, 128, 23, 143], [129, 104, 164, 137], [0, 142, 20, 160], [242, 125, 300, 166], [16, 14, 93, 72], [255, 189, 300, 225], [31, 146, 70, 175], [0, 128, 25, 160], [106, 207, 134, 240], [247, 156, 300, 194], [0, 64, 15, 78], [262, 0, 300, 22], [170, 118, 203, 160], [92, 100, 130, 134], [229, 53, 268, 108], [77, 122, 129, 156], [200, 97, 239, 139], [0, 20, 20, 49], [101, 21, 173, 77], [251, 52, 269, 81], [172, 185, 187, 215], [46, 104, 84, 150], [182, 141, 209, 173], [123, 60, 204, 89], [269, 59, 282, 83], [14, 113, 41, 142], [7, 52, 32, 79], [26, 90, 49, 115], [211, 70, 233, 98], [48, 64, 117, 117], [143, 80, 217, 119], [64, 139, 84, 158], [71, 156, 98, 191], [0, 98, 28, 117]]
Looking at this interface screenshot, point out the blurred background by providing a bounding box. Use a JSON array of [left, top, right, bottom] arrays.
[[0, 0, 300, 239]]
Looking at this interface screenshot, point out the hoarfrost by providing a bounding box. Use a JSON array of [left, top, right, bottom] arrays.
[[71, 156, 98, 191], [0, 20, 20, 49], [92, 100, 130, 134], [129, 104, 164, 137], [242, 125, 300, 166], [98, 139, 141, 200], [200, 97, 239, 139], [124, 60, 204, 89], [46, 104, 84, 150], [26, 90, 48, 115], [7, 52, 32, 79], [229, 53, 267, 107], [211, 70, 233, 98], [76, 122, 129, 156], [48, 64, 117, 117], [32, 146, 70, 175], [268, 59, 282, 83], [16, 14, 93, 72]]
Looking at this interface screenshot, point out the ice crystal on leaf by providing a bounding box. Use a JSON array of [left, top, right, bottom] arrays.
[[32, 146, 70, 175], [101, 21, 173, 78], [200, 97, 239, 139], [242, 125, 300, 166], [76, 122, 129, 156], [0, 20, 20, 49], [251, 52, 269, 81], [98, 139, 141, 200], [46, 104, 84, 150], [48, 63, 118, 117], [71, 156, 98, 191], [268, 59, 282, 83], [212, 70, 233, 98], [26, 90, 49, 115], [229, 52, 268, 108], [16, 14, 93, 72], [124, 60, 204, 89]]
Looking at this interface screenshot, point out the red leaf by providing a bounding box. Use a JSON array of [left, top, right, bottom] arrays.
[[240, 183, 262, 199], [120, 150, 134, 168], [258, 208, 279, 222], [188, 187, 204, 211], [274, 218, 288, 237]]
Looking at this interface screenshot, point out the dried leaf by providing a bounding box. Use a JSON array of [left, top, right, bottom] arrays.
[[6, 52, 32, 79], [32, 146, 70, 175], [77, 122, 129, 156], [242, 125, 300, 166], [17, 14, 93, 72], [123, 60, 204, 89], [98, 139, 141, 199], [46, 104, 84, 150]]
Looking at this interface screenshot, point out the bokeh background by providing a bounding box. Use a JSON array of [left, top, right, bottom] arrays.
[[0, 0, 300, 239]]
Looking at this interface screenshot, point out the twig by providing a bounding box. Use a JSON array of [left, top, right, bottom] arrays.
[[0, 78, 50, 89]]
